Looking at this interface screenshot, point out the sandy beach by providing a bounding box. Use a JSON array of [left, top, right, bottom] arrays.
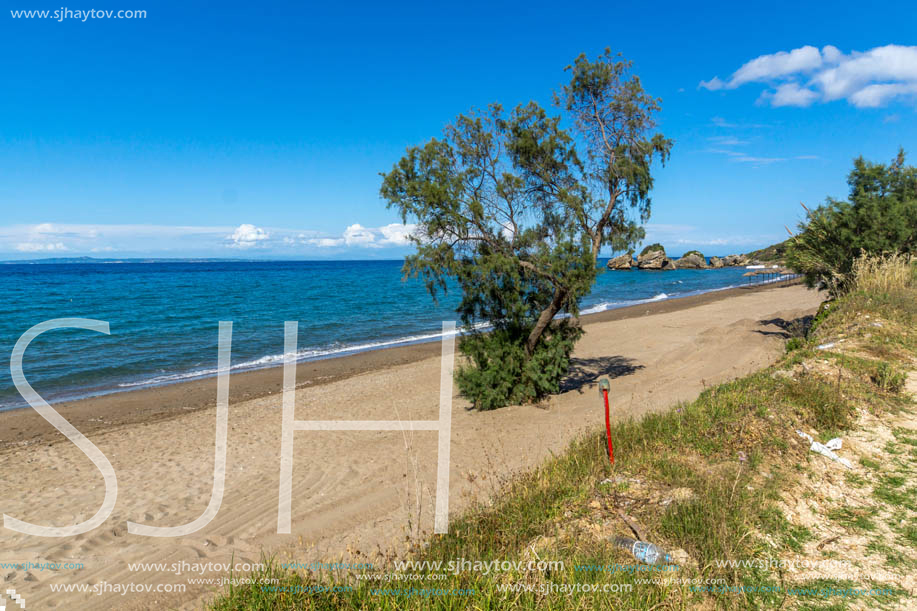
[[0, 282, 822, 610]]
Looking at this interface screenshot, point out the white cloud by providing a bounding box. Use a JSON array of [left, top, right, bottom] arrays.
[[378, 223, 417, 245], [814, 45, 917, 102], [15, 242, 68, 253], [26, 223, 100, 240], [500, 222, 515, 240], [0, 223, 240, 255], [700, 44, 917, 108], [300, 223, 418, 249], [227, 223, 270, 249], [641, 224, 780, 250], [707, 136, 748, 146], [821, 45, 843, 64], [672, 237, 731, 246], [848, 82, 917, 108], [705, 148, 787, 165], [704, 142, 819, 165], [729, 45, 824, 87], [768, 82, 820, 107], [644, 223, 695, 234], [732, 155, 786, 165], [699, 76, 726, 91], [306, 237, 345, 248], [1, 222, 419, 255], [342, 223, 376, 246]]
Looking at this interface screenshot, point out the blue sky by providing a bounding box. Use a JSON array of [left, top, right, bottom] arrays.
[[1, 0, 915, 260]]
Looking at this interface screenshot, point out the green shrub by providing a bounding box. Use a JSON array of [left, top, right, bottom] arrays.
[[873, 361, 906, 393], [808, 300, 835, 337], [784, 375, 856, 432], [456, 321, 581, 410], [381, 50, 671, 412], [786, 149, 917, 297], [639, 242, 665, 256], [786, 337, 804, 352]]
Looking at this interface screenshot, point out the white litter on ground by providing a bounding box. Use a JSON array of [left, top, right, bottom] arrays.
[[796, 430, 852, 468]]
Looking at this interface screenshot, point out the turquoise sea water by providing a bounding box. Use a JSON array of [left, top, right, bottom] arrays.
[[0, 260, 761, 410]]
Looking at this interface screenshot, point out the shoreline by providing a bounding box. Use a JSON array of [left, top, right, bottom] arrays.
[[0, 281, 821, 611], [0, 271, 780, 412], [0, 279, 801, 452]]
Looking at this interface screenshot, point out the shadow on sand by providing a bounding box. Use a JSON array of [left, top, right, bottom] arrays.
[[755, 315, 814, 339], [560, 355, 644, 394]]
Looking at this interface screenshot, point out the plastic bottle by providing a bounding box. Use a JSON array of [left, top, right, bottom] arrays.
[[612, 536, 673, 565]]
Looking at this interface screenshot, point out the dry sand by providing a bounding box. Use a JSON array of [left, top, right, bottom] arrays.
[[0, 283, 823, 610]]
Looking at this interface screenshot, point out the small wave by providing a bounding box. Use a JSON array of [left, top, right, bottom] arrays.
[[102, 281, 762, 395], [580, 292, 672, 315], [580, 301, 623, 315], [116, 325, 471, 389]]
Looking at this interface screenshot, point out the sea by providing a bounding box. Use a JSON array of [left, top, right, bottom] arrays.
[[0, 259, 768, 410]]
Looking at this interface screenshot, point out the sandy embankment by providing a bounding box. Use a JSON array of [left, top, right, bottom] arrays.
[[0, 282, 822, 610]]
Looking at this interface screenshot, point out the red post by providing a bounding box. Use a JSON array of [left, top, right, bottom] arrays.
[[599, 378, 614, 464]]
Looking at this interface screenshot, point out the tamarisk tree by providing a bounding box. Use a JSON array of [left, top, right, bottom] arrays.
[[381, 50, 672, 410]]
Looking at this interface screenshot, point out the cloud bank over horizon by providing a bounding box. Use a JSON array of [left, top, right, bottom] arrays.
[[0, 221, 782, 260], [700, 44, 917, 108], [0, 222, 422, 258]]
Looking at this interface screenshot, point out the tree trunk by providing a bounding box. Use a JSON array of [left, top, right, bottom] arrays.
[[525, 287, 567, 355]]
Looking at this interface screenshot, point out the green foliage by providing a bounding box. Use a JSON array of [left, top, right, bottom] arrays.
[[744, 239, 789, 263], [381, 50, 671, 409], [639, 242, 665, 256], [786, 149, 917, 296], [872, 361, 906, 393], [681, 249, 704, 258], [455, 321, 581, 411], [786, 337, 804, 352], [808, 300, 835, 338]]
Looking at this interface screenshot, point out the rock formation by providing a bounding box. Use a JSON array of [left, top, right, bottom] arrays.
[[637, 247, 669, 269], [675, 251, 708, 269], [606, 253, 635, 270], [722, 254, 750, 267]]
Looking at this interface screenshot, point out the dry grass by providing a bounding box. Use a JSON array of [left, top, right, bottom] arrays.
[[850, 254, 917, 294]]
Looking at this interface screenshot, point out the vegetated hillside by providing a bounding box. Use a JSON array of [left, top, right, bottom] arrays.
[[745, 239, 790, 263]]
